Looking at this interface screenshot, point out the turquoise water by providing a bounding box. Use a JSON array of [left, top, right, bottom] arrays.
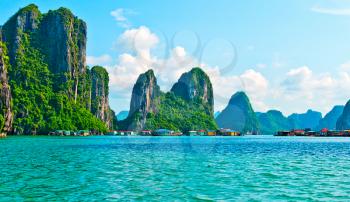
[[1, 136, 350, 201]]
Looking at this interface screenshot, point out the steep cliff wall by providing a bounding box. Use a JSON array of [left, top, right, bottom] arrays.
[[120, 68, 217, 132], [91, 66, 114, 129], [0, 4, 111, 134], [171, 67, 214, 116], [0, 39, 13, 136]]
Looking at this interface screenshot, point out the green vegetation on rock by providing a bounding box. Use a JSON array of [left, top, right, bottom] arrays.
[[257, 110, 291, 135], [0, 4, 112, 135], [215, 91, 259, 133], [119, 68, 217, 132]]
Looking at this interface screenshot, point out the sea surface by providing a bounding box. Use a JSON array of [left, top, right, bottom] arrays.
[[1, 136, 350, 201]]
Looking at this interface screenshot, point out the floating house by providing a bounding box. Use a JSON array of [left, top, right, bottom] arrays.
[[276, 131, 290, 136], [172, 131, 183, 136], [305, 131, 317, 136], [319, 128, 329, 136], [78, 130, 90, 136], [105, 131, 117, 136], [197, 130, 206, 136], [140, 130, 152, 136], [188, 131, 198, 136], [293, 129, 305, 136], [207, 130, 217, 136], [116, 131, 136, 136], [219, 129, 241, 136], [154, 129, 172, 136]]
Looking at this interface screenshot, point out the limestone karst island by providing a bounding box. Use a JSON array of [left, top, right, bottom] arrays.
[[0, 4, 350, 138], [3, 2, 350, 201]]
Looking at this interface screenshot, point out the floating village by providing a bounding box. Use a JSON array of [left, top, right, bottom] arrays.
[[47, 128, 350, 137], [275, 128, 350, 137], [48, 128, 242, 137]]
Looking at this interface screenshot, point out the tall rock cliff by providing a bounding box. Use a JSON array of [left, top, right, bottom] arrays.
[[257, 110, 291, 134], [1, 4, 41, 66], [215, 91, 259, 133], [126, 70, 161, 130], [317, 105, 344, 130], [171, 67, 214, 116], [336, 101, 350, 130], [120, 68, 217, 132], [91, 66, 114, 129], [288, 109, 322, 130], [38, 7, 87, 102], [0, 4, 113, 134], [0, 39, 13, 136]]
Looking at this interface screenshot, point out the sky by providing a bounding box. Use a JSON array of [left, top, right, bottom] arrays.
[[1, 0, 350, 116]]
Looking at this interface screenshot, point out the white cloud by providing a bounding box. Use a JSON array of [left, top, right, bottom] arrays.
[[276, 66, 350, 115], [110, 8, 136, 28], [311, 5, 350, 16], [86, 54, 112, 66], [117, 26, 159, 60], [104, 26, 350, 116], [340, 61, 350, 72]]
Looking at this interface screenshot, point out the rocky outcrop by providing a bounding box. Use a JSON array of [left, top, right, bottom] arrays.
[[91, 66, 114, 129], [317, 105, 344, 130], [288, 109, 322, 130], [2, 5, 87, 102], [171, 67, 214, 116], [0, 4, 112, 134], [39, 8, 86, 74], [127, 70, 161, 130], [38, 7, 87, 102], [120, 68, 217, 131], [0, 40, 13, 136], [1, 4, 41, 66], [215, 91, 259, 133], [257, 110, 291, 134], [336, 101, 350, 130]]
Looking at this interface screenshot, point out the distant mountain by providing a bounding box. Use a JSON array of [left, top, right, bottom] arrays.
[[336, 101, 350, 130], [257, 110, 291, 135], [288, 109, 322, 130], [214, 111, 221, 118], [317, 105, 344, 130], [215, 91, 259, 133], [117, 111, 129, 121]]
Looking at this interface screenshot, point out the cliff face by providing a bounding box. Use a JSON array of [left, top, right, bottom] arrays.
[[257, 110, 291, 134], [0, 40, 13, 136], [288, 109, 322, 130], [91, 66, 114, 129], [39, 8, 87, 102], [120, 68, 217, 132], [317, 105, 344, 130], [215, 91, 259, 133], [1, 4, 41, 66], [127, 70, 161, 130], [39, 8, 86, 74], [171, 67, 214, 116], [0, 4, 112, 134], [336, 101, 350, 130]]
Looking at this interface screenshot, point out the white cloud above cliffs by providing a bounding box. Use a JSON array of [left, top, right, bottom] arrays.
[[89, 26, 350, 116], [311, 5, 350, 16]]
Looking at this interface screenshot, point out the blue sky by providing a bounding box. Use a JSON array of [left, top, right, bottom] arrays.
[[2, 0, 350, 116]]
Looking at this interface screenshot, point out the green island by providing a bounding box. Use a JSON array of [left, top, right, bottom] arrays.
[[1, 4, 350, 137]]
